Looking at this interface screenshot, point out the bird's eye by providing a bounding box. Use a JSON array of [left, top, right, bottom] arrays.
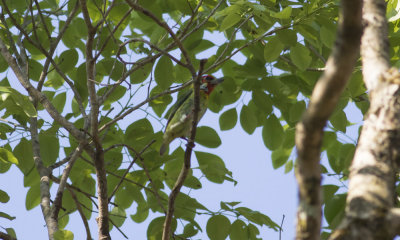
[[205, 75, 214, 81]]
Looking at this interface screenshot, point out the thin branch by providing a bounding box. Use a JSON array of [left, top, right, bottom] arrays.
[[51, 142, 85, 220], [0, 39, 84, 140], [117, 38, 189, 68], [125, 0, 197, 78], [79, 0, 110, 237], [162, 59, 207, 240], [94, 6, 133, 61], [98, 80, 194, 133], [98, 0, 223, 108], [33, 0, 51, 39], [279, 214, 285, 240], [108, 140, 156, 201], [295, 0, 362, 239], [109, 217, 129, 239], [68, 188, 92, 240]]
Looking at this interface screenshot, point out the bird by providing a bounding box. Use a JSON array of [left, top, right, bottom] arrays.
[[159, 75, 224, 155]]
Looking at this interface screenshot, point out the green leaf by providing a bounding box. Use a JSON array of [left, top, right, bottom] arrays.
[[229, 220, 247, 240], [271, 148, 292, 169], [0, 54, 8, 73], [115, 185, 135, 209], [195, 126, 221, 148], [26, 184, 40, 210], [13, 138, 34, 175], [5, 228, 16, 239], [219, 108, 238, 131], [0, 189, 10, 203], [277, 29, 298, 46], [8, 89, 37, 117], [289, 101, 305, 122], [147, 217, 176, 240], [324, 194, 346, 228], [330, 110, 347, 132], [28, 59, 43, 81], [220, 13, 241, 31], [271, 6, 292, 19], [39, 131, 59, 166], [53, 92, 66, 113], [0, 211, 15, 220], [155, 56, 174, 90], [235, 207, 279, 229], [284, 160, 293, 173], [322, 185, 339, 203], [252, 90, 273, 115], [182, 223, 198, 238], [195, 151, 230, 184], [264, 37, 284, 62], [0, 148, 18, 164], [240, 104, 257, 134], [290, 44, 312, 71], [206, 215, 231, 240], [131, 203, 149, 223], [320, 26, 336, 48], [149, 86, 173, 117], [130, 62, 153, 84], [54, 230, 74, 240], [262, 115, 284, 150], [124, 119, 154, 150], [57, 49, 79, 73], [109, 207, 126, 227]]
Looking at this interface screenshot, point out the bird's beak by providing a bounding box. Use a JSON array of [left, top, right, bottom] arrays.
[[209, 77, 224, 85]]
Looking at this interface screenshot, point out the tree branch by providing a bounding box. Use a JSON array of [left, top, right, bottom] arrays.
[[361, 0, 390, 89], [295, 0, 363, 239], [30, 117, 58, 238], [162, 59, 207, 240], [68, 188, 92, 240], [108, 140, 156, 201], [0, 38, 84, 141], [51, 142, 85, 220], [125, 0, 197, 78]]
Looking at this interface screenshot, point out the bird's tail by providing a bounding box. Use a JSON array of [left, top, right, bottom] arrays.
[[159, 143, 168, 156]]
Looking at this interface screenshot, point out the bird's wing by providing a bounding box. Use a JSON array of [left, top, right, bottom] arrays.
[[165, 88, 193, 128]]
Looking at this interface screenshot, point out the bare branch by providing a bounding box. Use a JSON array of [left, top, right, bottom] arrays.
[[162, 59, 207, 240], [30, 117, 58, 238], [51, 143, 85, 220], [295, 0, 363, 239], [68, 188, 92, 240]]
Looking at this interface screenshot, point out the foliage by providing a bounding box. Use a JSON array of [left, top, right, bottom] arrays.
[[1, 0, 395, 239]]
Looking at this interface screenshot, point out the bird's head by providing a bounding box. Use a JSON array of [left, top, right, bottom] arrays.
[[200, 75, 224, 95]]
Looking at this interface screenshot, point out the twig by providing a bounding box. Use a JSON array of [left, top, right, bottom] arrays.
[[68, 188, 92, 240], [117, 38, 189, 68], [51, 142, 85, 220], [279, 214, 285, 240], [109, 217, 129, 239], [162, 59, 207, 240], [125, 0, 197, 78], [98, 80, 194, 133], [108, 140, 156, 201]]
